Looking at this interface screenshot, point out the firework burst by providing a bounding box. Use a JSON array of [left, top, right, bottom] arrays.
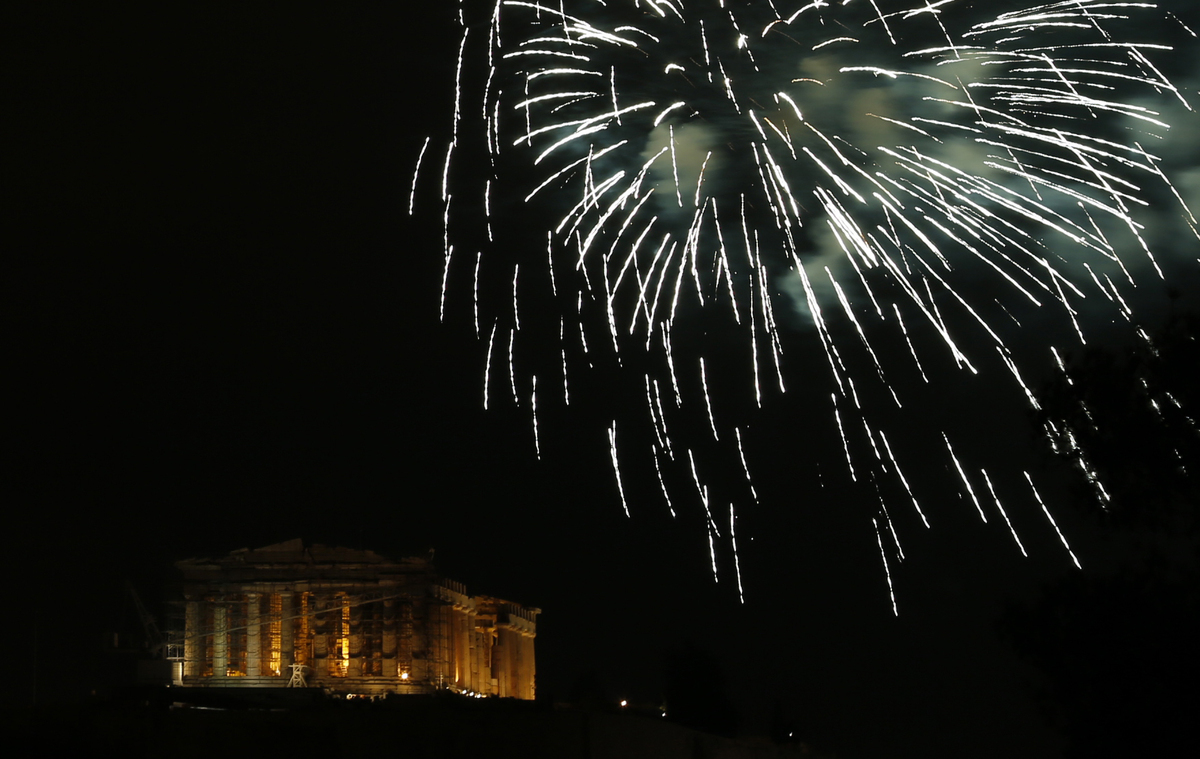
[[416, 0, 1199, 606]]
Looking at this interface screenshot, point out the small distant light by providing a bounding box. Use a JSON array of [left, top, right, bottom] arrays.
[[620, 700, 628, 708]]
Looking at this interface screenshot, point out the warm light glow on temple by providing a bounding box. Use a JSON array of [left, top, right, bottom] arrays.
[[175, 540, 538, 698], [331, 593, 350, 678], [267, 594, 282, 677]]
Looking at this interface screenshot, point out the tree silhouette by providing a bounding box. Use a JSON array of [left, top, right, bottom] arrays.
[[1002, 311, 1200, 757], [1035, 310, 1200, 531], [566, 669, 614, 711], [661, 643, 740, 738]]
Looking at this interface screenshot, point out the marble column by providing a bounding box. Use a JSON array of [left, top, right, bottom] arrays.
[[382, 598, 397, 677], [348, 600, 362, 678], [280, 592, 295, 675], [213, 605, 228, 679], [184, 600, 200, 679], [246, 593, 261, 677]]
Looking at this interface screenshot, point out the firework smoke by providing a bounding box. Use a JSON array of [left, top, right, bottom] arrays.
[[416, 0, 1200, 606]]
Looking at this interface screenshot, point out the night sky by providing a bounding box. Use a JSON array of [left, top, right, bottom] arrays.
[[11, 3, 1200, 758]]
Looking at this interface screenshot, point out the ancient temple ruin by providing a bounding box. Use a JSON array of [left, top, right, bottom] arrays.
[[174, 539, 538, 698]]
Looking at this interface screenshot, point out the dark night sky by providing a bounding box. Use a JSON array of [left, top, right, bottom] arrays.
[[10, 3, 1200, 758]]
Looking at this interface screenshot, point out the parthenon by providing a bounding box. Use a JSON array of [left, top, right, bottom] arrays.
[[175, 539, 538, 698]]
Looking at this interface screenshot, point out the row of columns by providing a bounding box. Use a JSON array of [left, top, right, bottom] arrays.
[[494, 625, 536, 700], [181, 588, 535, 698], [184, 592, 412, 681]]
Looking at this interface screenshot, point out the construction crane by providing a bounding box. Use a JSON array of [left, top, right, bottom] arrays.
[[125, 581, 182, 660]]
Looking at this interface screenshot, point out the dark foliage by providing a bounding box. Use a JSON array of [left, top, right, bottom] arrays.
[[1034, 310, 1200, 531], [566, 669, 614, 711], [661, 643, 740, 738], [1003, 310, 1200, 757], [1001, 557, 1200, 757]]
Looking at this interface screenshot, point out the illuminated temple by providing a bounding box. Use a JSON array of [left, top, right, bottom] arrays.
[[175, 540, 538, 698]]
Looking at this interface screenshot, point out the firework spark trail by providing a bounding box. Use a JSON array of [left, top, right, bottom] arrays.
[[609, 421, 630, 517], [874, 517, 899, 616], [652, 377, 675, 458], [944, 433, 986, 522], [410, 136, 431, 216], [734, 427, 758, 502], [877, 493, 907, 562], [982, 468, 1029, 558], [833, 393, 857, 482], [998, 346, 1042, 410], [483, 322, 498, 410], [700, 357, 719, 441], [531, 375, 541, 458], [474, 252, 483, 334], [428, 0, 1196, 599], [682, 448, 723, 581], [1025, 471, 1081, 568], [730, 503, 745, 603], [560, 318, 570, 404], [707, 522, 719, 581], [880, 430, 929, 529], [891, 303, 929, 382], [653, 444, 676, 517]]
